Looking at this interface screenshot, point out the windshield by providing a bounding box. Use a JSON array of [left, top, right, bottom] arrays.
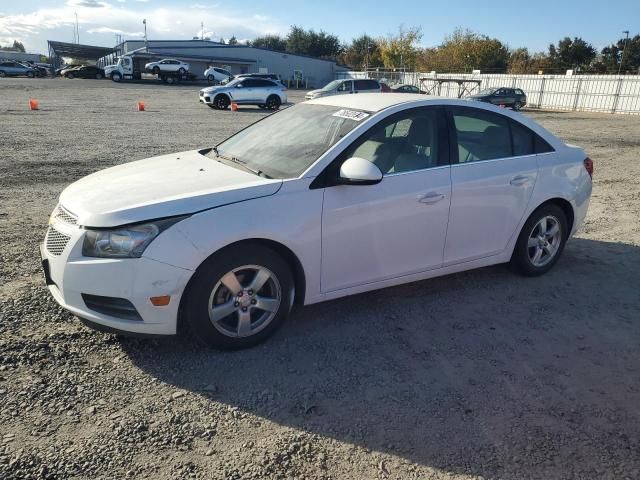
[[477, 88, 498, 95], [321, 80, 342, 91], [210, 104, 367, 179]]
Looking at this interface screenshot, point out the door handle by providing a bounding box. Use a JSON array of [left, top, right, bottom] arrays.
[[418, 192, 446, 204], [510, 175, 530, 186]]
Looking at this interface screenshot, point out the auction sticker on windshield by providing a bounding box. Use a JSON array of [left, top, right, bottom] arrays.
[[332, 109, 370, 121]]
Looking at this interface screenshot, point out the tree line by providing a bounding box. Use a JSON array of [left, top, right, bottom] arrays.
[[233, 25, 640, 74]]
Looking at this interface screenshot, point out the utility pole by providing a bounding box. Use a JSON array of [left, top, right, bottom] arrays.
[[618, 30, 630, 75], [75, 12, 79, 44], [201, 21, 204, 41], [143, 19, 148, 51]]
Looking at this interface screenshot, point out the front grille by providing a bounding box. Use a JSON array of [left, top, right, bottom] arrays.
[[82, 294, 143, 321], [52, 204, 78, 225], [45, 226, 71, 256]]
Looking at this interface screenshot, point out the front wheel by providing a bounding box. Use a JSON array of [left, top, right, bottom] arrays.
[[511, 204, 568, 276], [152, 66, 160, 74], [26, 71, 34, 78], [67, 72, 74, 79], [214, 94, 230, 110], [178, 67, 186, 75], [95, 73, 103, 80], [183, 244, 294, 349], [111, 72, 122, 82]]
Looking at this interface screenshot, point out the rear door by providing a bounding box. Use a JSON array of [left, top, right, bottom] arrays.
[[443, 106, 539, 264], [354, 79, 380, 93]]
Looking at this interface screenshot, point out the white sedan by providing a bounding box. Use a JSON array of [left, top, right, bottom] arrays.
[[144, 58, 189, 74], [41, 94, 592, 349]]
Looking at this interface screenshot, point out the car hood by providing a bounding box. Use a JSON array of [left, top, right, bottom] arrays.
[[305, 89, 326, 98], [200, 85, 225, 94], [59, 149, 282, 228]]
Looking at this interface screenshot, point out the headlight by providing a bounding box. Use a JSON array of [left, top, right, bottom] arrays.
[[82, 216, 186, 258]]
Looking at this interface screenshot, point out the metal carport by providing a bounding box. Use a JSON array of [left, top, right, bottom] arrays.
[[47, 41, 117, 69]]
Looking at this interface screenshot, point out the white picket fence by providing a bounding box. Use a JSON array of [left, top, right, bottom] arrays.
[[336, 71, 640, 115]]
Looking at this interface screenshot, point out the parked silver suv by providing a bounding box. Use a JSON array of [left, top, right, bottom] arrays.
[[199, 77, 287, 110], [305, 78, 381, 100]]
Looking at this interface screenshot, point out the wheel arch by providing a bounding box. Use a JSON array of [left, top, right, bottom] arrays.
[[177, 238, 307, 332], [533, 197, 575, 235]]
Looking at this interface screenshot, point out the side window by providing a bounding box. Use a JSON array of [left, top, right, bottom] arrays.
[[256, 79, 274, 87], [534, 135, 554, 153], [511, 121, 535, 156], [343, 108, 443, 175], [515, 89, 524, 95], [337, 81, 352, 92], [452, 108, 512, 162], [354, 80, 378, 90]]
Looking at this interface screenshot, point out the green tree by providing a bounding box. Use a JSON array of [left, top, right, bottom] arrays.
[[1, 40, 26, 52], [249, 34, 287, 51], [418, 28, 508, 73], [377, 25, 422, 69], [548, 37, 596, 71], [227, 36, 238, 45], [598, 34, 640, 73], [286, 26, 341, 59], [339, 35, 381, 69]]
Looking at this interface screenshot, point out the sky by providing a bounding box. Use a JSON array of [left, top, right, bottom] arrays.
[[1, 0, 638, 55]]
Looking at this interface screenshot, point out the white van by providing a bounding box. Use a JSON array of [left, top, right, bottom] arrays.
[[305, 78, 381, 100]]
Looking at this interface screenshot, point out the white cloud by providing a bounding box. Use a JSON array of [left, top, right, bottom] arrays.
[[0, 5, 286, 53]]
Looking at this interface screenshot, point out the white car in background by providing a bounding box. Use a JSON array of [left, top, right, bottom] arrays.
[[199, 77, 287, 110], [41, 94, 592, 349], [144, 59, 190, 74], [204, 66, 233, 84]]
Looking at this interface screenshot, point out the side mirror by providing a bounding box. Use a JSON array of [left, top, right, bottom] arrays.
[[339, 157, 383, 185]]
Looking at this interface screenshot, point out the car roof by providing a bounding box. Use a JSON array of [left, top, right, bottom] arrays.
[[306, 93, 449, 112]]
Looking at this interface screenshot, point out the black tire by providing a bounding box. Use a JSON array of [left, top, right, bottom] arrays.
[[207, 74, 215, 84], [182, 243, 294, 349], [26, 71, 35, 78], [67, 72, 74, 79], [95, 73, 103, 80], [513, 101, 522, 111], [510, 204, 568, 276], [178, 67, 186, 75], [214, 94, 230, 110], [0, 71, 6, 78], [152, 66, 160, 74], [266, 95, 281, 110], [111, 72, 122, 82], [165, 76, 176, 85]]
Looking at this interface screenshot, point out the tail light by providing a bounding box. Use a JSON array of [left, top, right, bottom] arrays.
[[583, 157, 593, 178]]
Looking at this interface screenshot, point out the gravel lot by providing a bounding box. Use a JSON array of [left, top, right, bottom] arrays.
[[1, 77, 639, 480]]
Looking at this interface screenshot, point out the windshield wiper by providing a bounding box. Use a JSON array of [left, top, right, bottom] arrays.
[[214, 151, 273, 179]]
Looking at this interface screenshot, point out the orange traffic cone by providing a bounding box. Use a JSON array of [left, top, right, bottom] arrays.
[[29, 99, 39, 110], [230, 102, 238, 112], [137, 101, 145, 111]]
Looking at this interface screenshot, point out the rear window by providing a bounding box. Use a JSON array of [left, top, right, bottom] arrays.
[[515, 89, 525, 95]]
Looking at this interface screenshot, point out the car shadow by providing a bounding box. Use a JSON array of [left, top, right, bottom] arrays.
[[120, 237, 640, 478]]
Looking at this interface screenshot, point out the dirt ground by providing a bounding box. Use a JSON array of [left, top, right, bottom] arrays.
[[1, 78, 639, 480]]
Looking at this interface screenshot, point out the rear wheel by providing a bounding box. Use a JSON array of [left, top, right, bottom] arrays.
[[0, 71, 6, 78], [511, 204, 568, 276], [183, 244, 294, 349], [152, 66, 160, 74], [111, 72, 122, 82], [214, 94, 230, 110], [513, 101, 522, 111], [95, 73, 103, 80], [207, 74, 215, 84], [26, 71, 35, 78], [165, 76, 176, 85], [266, 95, 281, 110], [178, 67, 186, 75]]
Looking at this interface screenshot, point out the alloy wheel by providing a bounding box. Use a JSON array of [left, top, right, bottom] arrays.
[[527, 215, 562, 267], [208, 265, 281, 338]]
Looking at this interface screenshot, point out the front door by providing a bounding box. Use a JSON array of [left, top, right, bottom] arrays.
[[444, 106, 538, 264], [336, 80, 353, 95], [321, 107, 451, 292]]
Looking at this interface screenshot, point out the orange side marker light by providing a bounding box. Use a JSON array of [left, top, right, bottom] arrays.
[[150, 295, 171, 306]]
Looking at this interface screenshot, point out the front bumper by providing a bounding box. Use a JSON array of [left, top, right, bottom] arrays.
[[41, 220, 192, 335]]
